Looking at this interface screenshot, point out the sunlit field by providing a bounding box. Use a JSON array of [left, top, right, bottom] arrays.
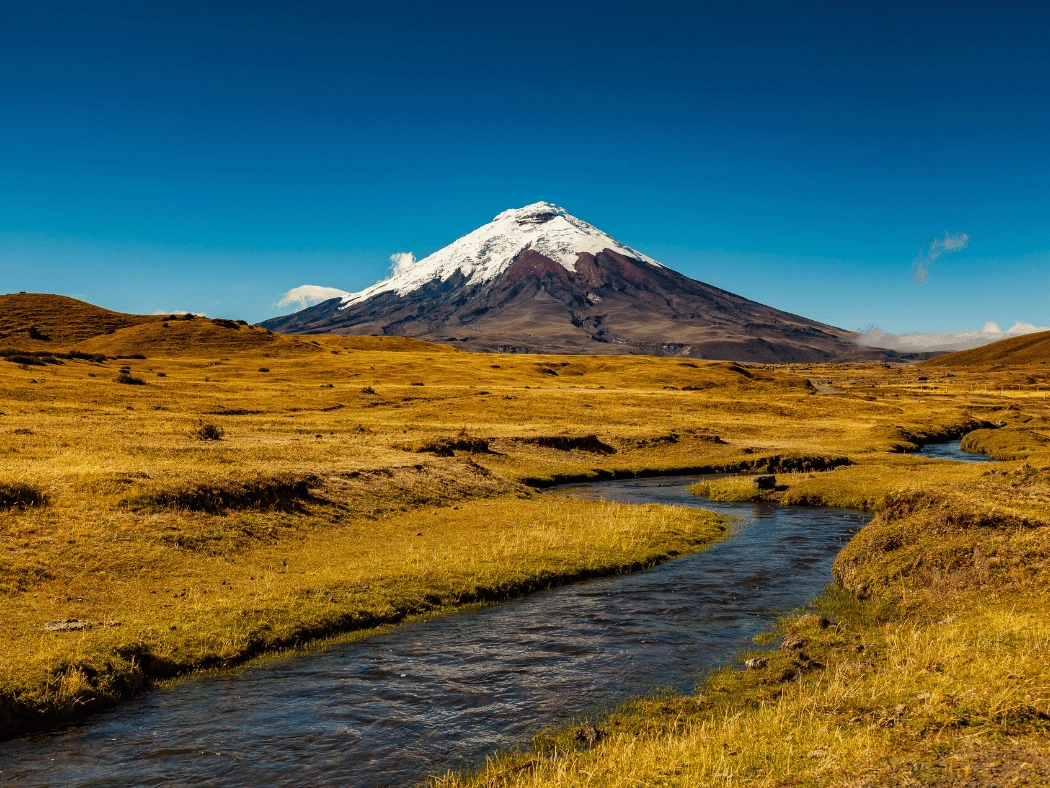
[[3, 305, 1050, 784]]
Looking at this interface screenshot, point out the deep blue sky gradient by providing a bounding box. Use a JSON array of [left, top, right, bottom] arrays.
[[2, 1, 1049, 331]]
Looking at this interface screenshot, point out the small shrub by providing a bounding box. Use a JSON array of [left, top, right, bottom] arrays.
[[61, 350, 106, 363], [521, 435, 617, 454], [116, 374, 146, 385], [26, 325, 50, 341], [361, 386, 376, 394], [3, 355, 46, 366], [156, 372, 166, 377], [116, 354, 146, 360], [212, 318, 240, 329], [411, 436, 491, 456], [0, 483, 47, 509], [258, 367, 270, 373], [192, 421, 224, 441], [137, 474, 315, 514]]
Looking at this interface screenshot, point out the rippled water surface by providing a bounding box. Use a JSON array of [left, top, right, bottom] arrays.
[[917, 439, 995, 462], [0, 477, 869, 788]]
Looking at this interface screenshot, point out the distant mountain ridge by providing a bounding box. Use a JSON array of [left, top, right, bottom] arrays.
[[263, 202, 913, 363]]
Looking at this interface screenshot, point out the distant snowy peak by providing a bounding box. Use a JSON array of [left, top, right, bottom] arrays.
[[340, 202, 660, 307]]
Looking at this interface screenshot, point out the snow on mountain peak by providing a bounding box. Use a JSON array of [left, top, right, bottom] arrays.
[[339, 202, 660, 308]]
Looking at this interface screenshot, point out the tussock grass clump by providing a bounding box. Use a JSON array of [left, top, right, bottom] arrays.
[[134, 474, 317, 514], [0, 349, 63, 366], [834, 491, 1050, 599], [192, 420, 224, 441], [3, 355, 48, 367], [740, 453, 850, 473], [687, 477, 767, 502], [962, 425, 1049, 460], [0, 482, 47, 509], [115, 373, 145, 385], [62, 350, 106, 362], [520, 435, 616, 454], [411, 437, 492, 456]]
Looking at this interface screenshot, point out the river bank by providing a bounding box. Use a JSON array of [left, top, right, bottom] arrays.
[[0, 480, 866, 786], [438, 447, 1050, 787]]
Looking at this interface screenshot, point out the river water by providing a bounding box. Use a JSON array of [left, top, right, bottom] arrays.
[[916, 439, 995, 462], [1, 477, 871, 787]]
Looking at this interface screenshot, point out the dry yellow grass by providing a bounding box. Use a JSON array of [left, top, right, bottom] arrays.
[[4, 300, 1050, 786], [1, 496, 725, 736]]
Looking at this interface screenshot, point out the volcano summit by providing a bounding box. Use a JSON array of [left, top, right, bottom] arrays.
[[263, 203, 891, 363]]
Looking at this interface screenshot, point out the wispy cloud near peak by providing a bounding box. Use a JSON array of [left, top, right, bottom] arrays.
[[275, 284, 349, 310], [389, 252, 416, 276]]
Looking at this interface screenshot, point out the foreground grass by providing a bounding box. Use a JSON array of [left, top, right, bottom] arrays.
[[436, 588, 1050, 787], [0, 497, 725, 736], [3, 311, 1050, 771], [437, 441, 1050, 786]]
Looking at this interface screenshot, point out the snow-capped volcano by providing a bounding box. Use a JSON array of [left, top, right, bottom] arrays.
[[341, 202, 659, 307], [263, 203, 908, 363]]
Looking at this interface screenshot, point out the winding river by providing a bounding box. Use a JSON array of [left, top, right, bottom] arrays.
[[2, 443, 987, 787]]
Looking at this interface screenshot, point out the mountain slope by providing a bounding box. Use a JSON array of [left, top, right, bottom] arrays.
[[262, 202, 898, 363], [922, 330, 1050, 367]]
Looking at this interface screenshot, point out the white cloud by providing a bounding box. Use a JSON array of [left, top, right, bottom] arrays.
[[275, 284, 349, 310], [389, 251, 416, 276], [912, 231, 970, 283], [856, 320, 1049, 353]]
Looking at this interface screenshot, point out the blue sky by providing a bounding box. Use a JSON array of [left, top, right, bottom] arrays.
[[2, 1, 1049, 335]]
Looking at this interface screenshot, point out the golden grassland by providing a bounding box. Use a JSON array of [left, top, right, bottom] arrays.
[[2, 308, 1050, 785], [430, 367, 1050, 786]]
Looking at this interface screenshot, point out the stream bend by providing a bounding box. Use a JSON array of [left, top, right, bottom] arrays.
[[0, 477, 870, 788]]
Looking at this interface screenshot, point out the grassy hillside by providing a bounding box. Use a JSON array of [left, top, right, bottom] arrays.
[[923, 330, 1050, 367], [77, 313, 301, 356], [2, 301, 1050, 783], [0, 293, 161, 348]]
